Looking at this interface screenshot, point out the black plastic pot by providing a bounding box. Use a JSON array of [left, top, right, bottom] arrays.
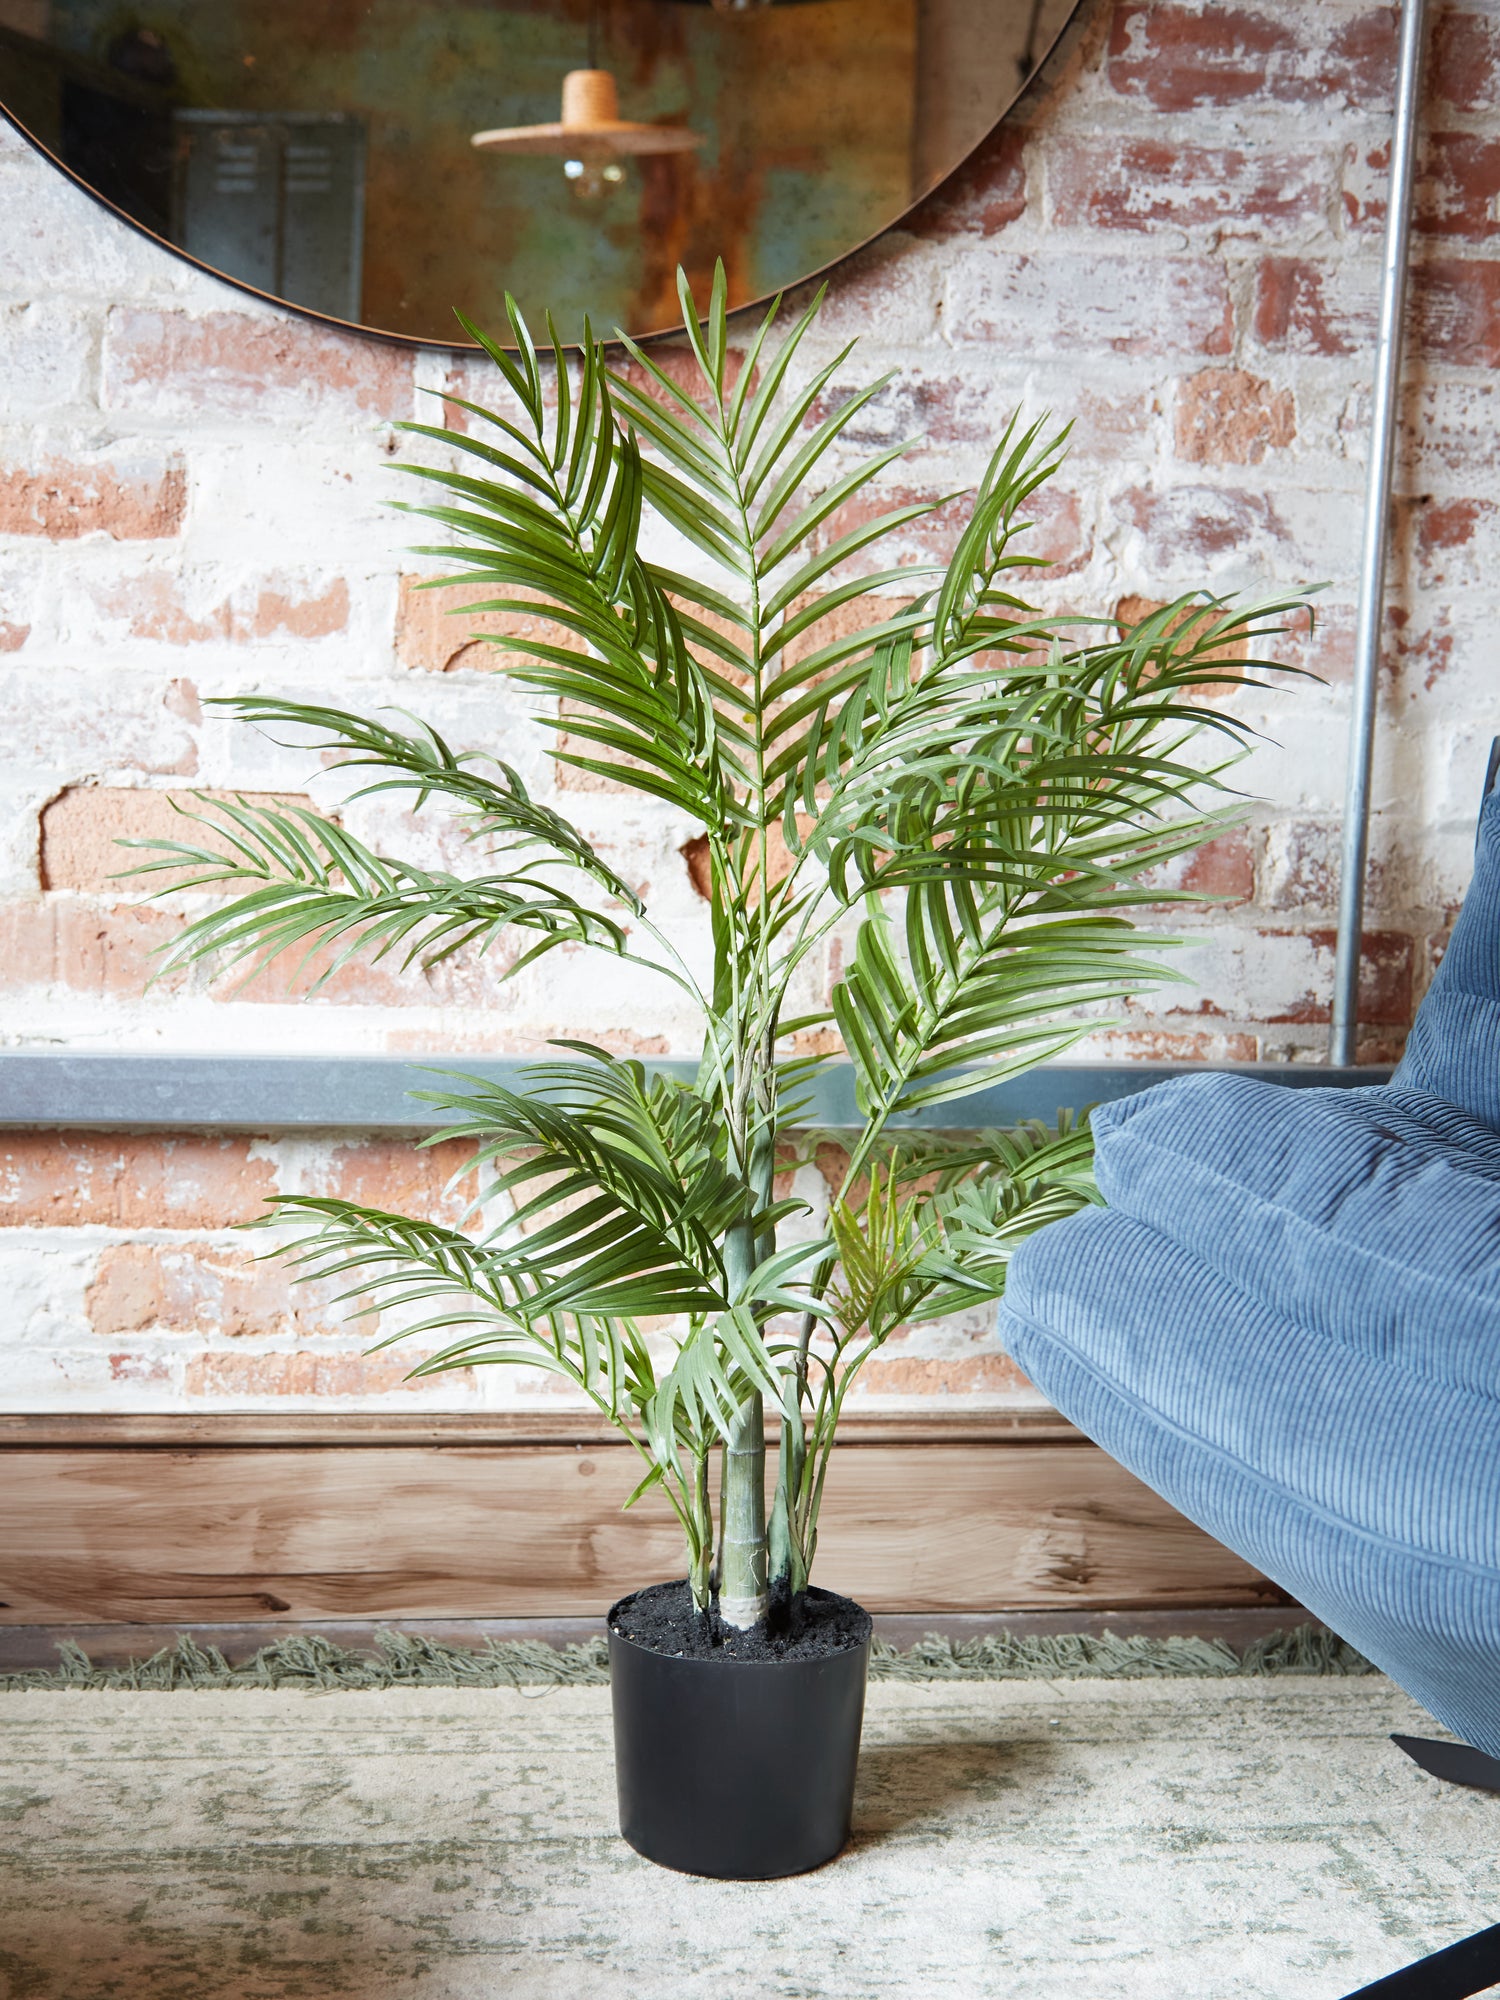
[[607, 1584, 871, 1879]]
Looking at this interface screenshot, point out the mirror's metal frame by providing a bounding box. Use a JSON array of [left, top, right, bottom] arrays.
[[1330, 0, 1429, 1067], [0, 1, 1084, 352]]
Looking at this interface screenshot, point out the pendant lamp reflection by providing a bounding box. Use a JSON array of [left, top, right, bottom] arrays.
[[472, 69, 702, 200], [709, 0, 774, 11]]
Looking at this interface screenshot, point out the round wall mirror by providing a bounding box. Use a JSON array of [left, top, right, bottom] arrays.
[[0, 0, 1080, 346]]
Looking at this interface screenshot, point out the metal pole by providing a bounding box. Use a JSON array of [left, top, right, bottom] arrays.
[[1330, 0, 1429, 1066]]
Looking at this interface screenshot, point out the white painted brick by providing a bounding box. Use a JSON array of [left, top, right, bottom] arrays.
[[0, 301, 96, 416]]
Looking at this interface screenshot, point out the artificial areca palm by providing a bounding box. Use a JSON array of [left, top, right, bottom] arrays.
[[137, 267, 1299, 1631]]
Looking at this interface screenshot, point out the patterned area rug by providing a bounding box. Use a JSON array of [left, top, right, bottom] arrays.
[[0, 1677, 1493, 1999]]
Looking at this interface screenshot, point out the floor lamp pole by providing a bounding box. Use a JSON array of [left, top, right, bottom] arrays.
[[1330, 0, 1429, 1068]]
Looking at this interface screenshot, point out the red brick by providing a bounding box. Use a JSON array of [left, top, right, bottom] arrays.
[[103, 310, 414, 421], [681, 833, 712, 903], [0, 453, 185, 540], [252, 579, 349, 639], [2, 889, 466, 1012], [1121, 485, 1291, 571], [678, 820, 809, 908], [1112, 592, 1264, 704], [184, 1351, 467, 1398], [1341, 140, 1392, 233], [40, 788, 310, 894], [851, 1353, 1033, 1397], [321, 1137, 480, 1227], [1141, 824, 1255, 900], [89, 572, 349, 646], [106, 1351, 174, 1388], [778, 592, 918, 671], [1431, 10, 1500, 113], [1352, 134, 1500, 241], [0, 620, 28, 652], [1409, 494, 1500, 589], [1412, 259, 1500, 368], [1388, 604, 1456, 693], [20, 858, 528, 1010], [0, 1134, 276, 1229], [0, 899, 183, 997], [1253, 258, 1374, 358], [812, 1139, 862, 1209], [1069, 386, 1162, 460], [1183, 829, 1257, 903], [1090, 1028, 1260, 1063], [946, 252, 1232, 357], [1174, 368, 1295, 465], [1422, 133, 1500, 241], [1263, 927, 1414, 1027], [1274, 601, 1357, 686], [394, 573, 579, 674], [1050, 140, 1329, 235], [87, 1242, 316, 1339], [1419, 496, 1487, 552], [909, 125, 1027, 239], [1264, 818, 1339, 913], [1107, 5, 1394, 112]]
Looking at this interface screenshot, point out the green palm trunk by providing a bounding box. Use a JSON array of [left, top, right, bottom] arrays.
[[718, 1393, 767, 1628]]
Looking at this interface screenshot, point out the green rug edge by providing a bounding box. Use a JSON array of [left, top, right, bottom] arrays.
[[0, 1625, 1375, 1691]]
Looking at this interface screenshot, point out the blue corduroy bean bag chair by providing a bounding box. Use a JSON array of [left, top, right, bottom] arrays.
[[1000, 781, 1500, 1759]]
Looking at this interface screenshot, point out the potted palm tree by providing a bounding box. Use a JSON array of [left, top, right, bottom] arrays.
[[136, 268, 1298, 1880]]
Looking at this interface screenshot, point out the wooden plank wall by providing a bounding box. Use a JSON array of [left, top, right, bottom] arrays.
[[0, 1412, 1285, 1624]]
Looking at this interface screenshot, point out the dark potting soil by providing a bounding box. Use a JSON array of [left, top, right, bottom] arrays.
[[609, 1580, 872, 1664]]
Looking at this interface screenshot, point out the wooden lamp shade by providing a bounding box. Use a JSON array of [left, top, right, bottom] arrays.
[[472, 69, 703, 157]]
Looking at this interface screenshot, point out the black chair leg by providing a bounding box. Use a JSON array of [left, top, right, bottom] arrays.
[[1392, 1735, 1500, 1794], [1340, 1924, 1500, 1998]]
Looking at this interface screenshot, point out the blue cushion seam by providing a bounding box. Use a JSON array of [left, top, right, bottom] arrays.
[[1005, 1310, 1500, 1585], [1107, 1127, 1500, 1313]]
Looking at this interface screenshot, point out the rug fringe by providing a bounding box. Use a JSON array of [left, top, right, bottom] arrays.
[[0, 1624, 1373, 1691]]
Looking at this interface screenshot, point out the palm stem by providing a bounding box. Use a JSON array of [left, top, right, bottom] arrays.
[[718, 1390, 768, 1628]]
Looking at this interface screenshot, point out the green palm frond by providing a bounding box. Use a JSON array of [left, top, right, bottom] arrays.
[[831, 894, 1178, 1120], [201, 698, 644, 911], [908, 1169, 1098, 1322], [128, 794, 629, 988], [412, 1053, 804, 1323], [395, 298, 743, 831], [263, 1196, 651, 1416], [825, 1173, 936, 1346], [889, 1114, 1097, 1197]]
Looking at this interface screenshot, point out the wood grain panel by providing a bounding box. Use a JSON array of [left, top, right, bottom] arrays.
[[0, 1427, 1282, 1623], [0, 1409, 1081, 1447]]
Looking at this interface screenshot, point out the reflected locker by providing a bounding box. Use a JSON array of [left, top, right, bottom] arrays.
[[174, 110, 364, 323]]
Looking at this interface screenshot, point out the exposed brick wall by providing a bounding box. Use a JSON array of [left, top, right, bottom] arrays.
[[1, 0, 1493, 1409]]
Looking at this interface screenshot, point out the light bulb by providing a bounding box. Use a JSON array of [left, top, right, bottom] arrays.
[[710, 0, 773, 13], [563, 156, 625, 199]]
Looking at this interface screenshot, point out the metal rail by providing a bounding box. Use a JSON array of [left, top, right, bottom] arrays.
[[0, 1052, 1391, 1131], [1330, 0, 1430, 1066]]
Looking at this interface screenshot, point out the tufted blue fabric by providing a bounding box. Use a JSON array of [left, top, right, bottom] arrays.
[[999, 791, 1500, 1756]]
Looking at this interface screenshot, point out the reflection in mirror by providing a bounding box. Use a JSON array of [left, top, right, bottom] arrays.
[[0, 0, 1078, 345]]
